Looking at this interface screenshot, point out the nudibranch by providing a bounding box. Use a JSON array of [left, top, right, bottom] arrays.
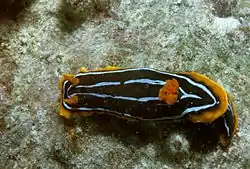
[[58, 67, 238, 147]]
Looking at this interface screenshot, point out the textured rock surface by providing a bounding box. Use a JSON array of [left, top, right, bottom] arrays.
[[0, 0, 249, 168]]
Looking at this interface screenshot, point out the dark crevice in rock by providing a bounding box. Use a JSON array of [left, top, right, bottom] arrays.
[[0, 0, 36, 22], [209, 0, 239, 17], [57, 0, 120, 32]]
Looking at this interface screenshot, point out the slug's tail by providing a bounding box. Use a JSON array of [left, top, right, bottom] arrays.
[[218, 94, 238, 147]]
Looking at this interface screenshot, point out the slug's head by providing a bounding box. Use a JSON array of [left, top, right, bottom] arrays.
[[58, 74, 79, 119]]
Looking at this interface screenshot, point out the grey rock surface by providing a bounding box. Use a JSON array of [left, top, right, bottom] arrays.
[[0, 0, 249, 168]]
